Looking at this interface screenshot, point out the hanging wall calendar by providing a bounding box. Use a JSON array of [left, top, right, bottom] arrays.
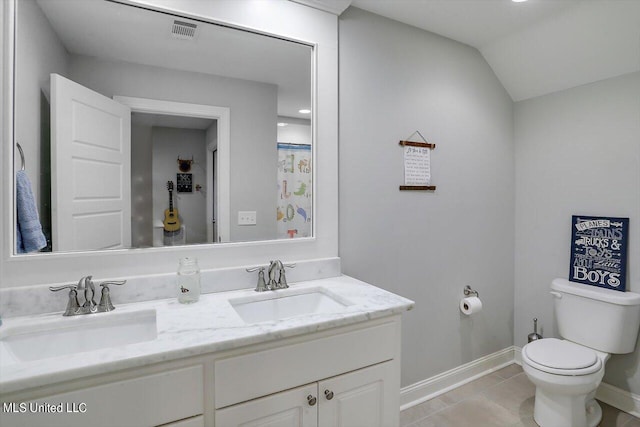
[[399, 131, 436, 191]]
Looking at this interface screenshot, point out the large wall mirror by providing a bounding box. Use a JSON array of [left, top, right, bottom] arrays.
[[13, 0, 313, 255]]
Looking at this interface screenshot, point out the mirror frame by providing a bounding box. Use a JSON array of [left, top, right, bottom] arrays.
[[0, 0, 339, 287]]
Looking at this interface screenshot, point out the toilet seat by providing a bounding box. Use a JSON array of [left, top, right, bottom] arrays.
[[523, 338, 602, 376]]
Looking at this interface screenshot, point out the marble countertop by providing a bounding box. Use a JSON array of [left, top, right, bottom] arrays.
[[0, 275, 414, 395]]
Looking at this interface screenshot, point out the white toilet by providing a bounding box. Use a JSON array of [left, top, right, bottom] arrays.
[[522, 278, 640, 427]]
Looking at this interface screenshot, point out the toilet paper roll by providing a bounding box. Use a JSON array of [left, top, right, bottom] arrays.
[[460, 296, 483, 315]]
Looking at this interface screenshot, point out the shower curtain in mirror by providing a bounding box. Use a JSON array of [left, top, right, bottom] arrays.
[[277, 143, 312, 238]]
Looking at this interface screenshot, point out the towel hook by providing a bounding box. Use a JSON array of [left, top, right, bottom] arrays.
[[16, 142, 25, 171]]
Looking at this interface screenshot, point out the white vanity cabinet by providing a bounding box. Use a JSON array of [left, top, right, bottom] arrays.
[[215, 361, 396, 427], [213, 317, 401, 427], [0, 316, 403, 427]]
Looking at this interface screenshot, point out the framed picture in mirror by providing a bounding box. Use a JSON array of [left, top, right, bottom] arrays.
[[177, 174, 193, 193]]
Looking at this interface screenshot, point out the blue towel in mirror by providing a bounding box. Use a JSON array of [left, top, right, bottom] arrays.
[[16, 170, 46, 253]]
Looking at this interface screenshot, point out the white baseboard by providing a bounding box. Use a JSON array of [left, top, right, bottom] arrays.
[[402, 345, 640, 418], [596, 382, 640, 418], [513, 345, 522, 365], [400, 346, 517, 410]]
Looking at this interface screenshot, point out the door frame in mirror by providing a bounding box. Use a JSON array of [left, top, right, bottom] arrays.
[[0, 0, 339, 287], [113, 96, 231, 244]]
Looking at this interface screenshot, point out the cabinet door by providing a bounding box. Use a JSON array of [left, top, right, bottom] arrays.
[[215, 383, 318, 427], [318, 361, 398, 427]]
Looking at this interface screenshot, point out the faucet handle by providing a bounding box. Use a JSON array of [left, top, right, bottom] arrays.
[[246, 266, 269, 292], [97, 280, 126, 312], [49, 284, 80, 316], [276, 262, 296, 289], [99, 280, 126, 288], [49, 284, 77, 292], [255, 268, 269, 292]]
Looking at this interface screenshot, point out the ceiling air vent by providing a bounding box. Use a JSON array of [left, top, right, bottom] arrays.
[[171, 20, 197, 40]]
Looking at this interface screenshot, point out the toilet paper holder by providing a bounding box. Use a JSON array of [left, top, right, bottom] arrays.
[[463, 285, 479, 298]]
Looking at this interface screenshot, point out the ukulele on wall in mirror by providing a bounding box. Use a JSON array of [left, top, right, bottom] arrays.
[[163, 181, 181, 232]]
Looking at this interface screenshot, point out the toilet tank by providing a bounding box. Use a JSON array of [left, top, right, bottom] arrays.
[[551, 278, 640, 354]]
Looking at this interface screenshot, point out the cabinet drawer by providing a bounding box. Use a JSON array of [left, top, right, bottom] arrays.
[[215, 321, 397, 408], [0, 365, 204, 427]]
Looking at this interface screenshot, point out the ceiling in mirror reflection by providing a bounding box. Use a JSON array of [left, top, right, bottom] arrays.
[[14, 0, 314, 255], [37, 0, 312, 119]]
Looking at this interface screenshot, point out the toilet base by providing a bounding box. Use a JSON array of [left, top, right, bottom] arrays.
[[533, 389, 601, 427]]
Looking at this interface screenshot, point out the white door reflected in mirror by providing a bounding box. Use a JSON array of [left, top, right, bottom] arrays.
[[51, 74, 131, 251]]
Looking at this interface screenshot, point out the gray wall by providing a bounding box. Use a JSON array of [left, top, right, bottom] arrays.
[[15, 0, 69, 246], [339, 8, 515, 387], [277, 119, 311, 145], [514, 72, 640, 393], [131, 122, 154, 247], [152, 127, 208, 244], [66, 55, 278, 243]]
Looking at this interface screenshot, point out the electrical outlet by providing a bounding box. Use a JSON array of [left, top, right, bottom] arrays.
[[238, 211, 257, 226]]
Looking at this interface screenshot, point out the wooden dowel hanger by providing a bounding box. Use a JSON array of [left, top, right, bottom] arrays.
[[399, 130, 436, 149], [399, 140, 436, 149], [399, 185, 436, 191]]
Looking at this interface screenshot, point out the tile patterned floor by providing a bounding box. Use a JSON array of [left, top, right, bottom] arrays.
[[400, 364, 640, 427]]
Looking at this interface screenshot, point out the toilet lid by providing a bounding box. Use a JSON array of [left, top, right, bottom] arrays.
[[524, 338, 598, 370]]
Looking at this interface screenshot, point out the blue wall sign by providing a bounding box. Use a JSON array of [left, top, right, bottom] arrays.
[[569, 215, 629, 291]]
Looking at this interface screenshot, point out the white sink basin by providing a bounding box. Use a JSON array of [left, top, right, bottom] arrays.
[[0, 309, 157, 363], [229, 287, 352, 324]]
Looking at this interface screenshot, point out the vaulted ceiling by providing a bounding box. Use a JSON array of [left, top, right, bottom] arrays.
[[295, 0, 640, 101]]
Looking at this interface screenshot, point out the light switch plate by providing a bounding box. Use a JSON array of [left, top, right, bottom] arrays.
[[238, 211, 257, 226]]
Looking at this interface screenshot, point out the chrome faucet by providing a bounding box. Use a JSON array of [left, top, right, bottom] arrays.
[[268, 260, 296, 290], [246, 261, 296, 292], [78, 275, 97, 314], [50, 276, 126, 316], [267, 260, 284, 289]]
